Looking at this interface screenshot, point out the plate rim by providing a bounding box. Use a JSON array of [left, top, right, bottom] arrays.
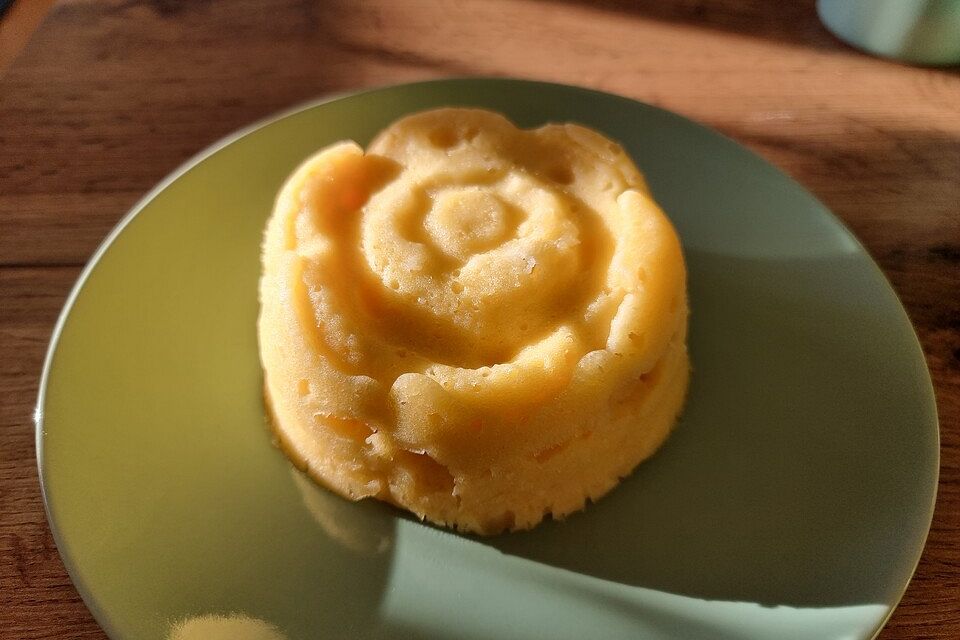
[[34, 77, 941, 640]]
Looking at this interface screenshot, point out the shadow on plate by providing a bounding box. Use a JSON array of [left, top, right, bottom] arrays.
[[482, 247, 934, 608]]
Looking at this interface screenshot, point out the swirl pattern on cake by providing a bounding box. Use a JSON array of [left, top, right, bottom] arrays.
[[259, 108, 689, 534]]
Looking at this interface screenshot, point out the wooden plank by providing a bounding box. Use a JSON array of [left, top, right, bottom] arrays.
[[0, 0, 56, 71], [0, 0, 957, 637]]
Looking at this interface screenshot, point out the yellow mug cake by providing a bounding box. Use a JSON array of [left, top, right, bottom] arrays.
[[258, 108, 689, 535]]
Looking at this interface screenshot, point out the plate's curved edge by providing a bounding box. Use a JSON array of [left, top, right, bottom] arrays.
[[531, 80, 941, 640], [32, 84, 367, 640], [32, 77, 941, 640], [869, 411, 941, 640]]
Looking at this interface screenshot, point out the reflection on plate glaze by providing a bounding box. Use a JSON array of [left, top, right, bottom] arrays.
[[291, 467, 393, 554], [381, 522, 890, 640], [167, 614, 287, 640]]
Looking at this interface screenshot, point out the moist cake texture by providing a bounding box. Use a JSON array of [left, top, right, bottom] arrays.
[[258, 108, 689, 534]]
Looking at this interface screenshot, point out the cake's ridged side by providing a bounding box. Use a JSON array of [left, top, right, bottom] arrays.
[[258, 108, 690, 535]]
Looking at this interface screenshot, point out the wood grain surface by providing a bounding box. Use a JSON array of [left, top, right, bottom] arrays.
[[0, 0, 55, 71], [1, 0, 958, 638]]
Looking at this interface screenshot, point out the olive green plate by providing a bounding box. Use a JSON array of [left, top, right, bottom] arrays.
[[37, 79, 939, 640]]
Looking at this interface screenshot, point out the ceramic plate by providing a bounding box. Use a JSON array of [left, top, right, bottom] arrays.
[[37, 79, 939, 640]]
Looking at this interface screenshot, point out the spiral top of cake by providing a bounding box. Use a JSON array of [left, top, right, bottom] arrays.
[[260, 108, 688, 532]]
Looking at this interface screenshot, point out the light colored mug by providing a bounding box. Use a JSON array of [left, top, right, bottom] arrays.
[[817, 0, 960, 65]]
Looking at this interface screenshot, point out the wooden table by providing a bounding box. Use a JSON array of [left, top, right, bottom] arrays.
[[1, 1, 957, 637]]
